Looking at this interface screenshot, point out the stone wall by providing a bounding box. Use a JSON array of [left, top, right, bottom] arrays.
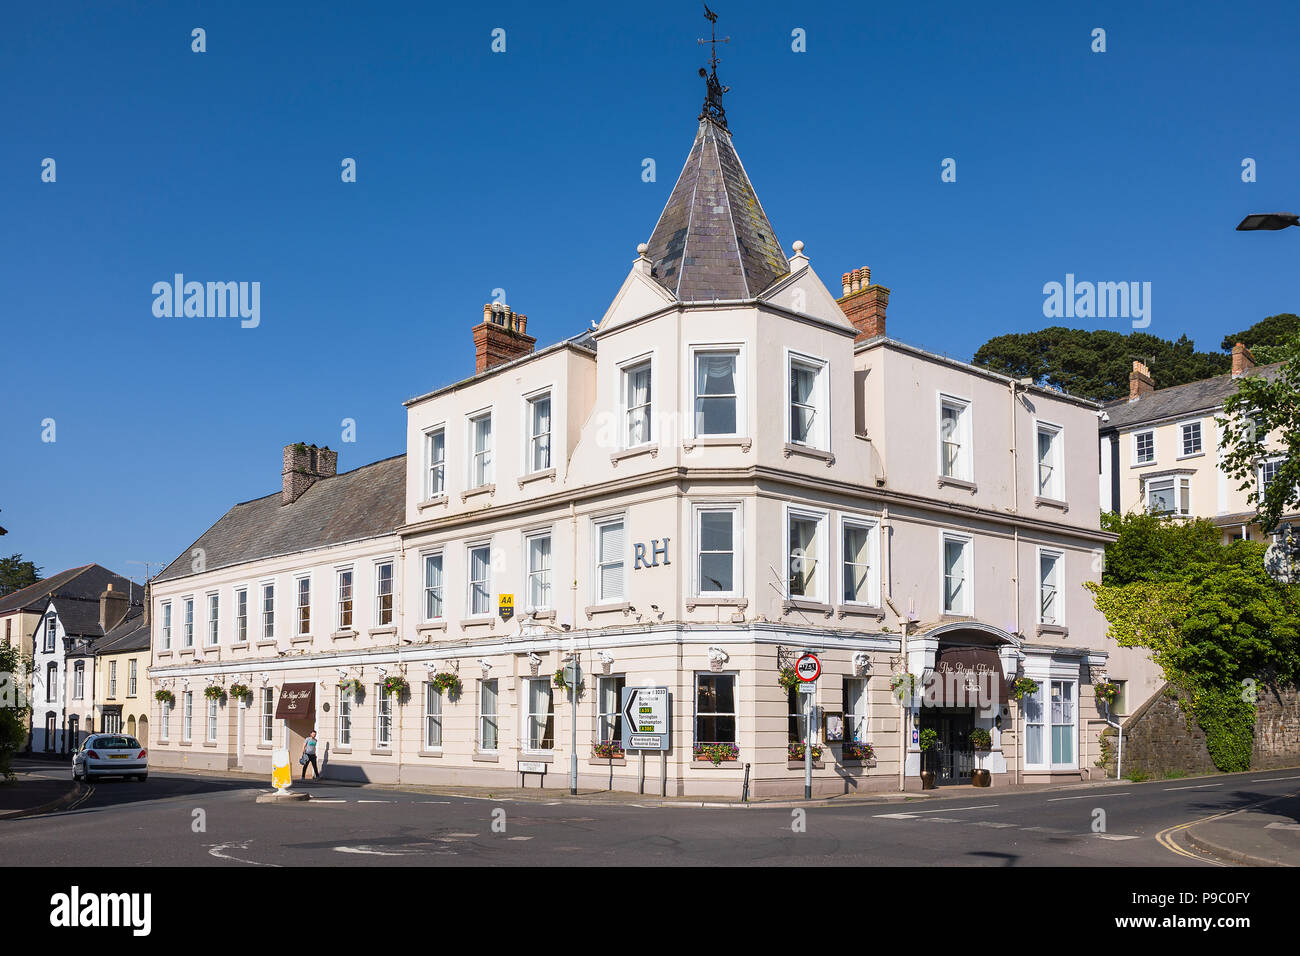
[[1103, 681, 1300, 778], [1253, 681, 1300, 770]]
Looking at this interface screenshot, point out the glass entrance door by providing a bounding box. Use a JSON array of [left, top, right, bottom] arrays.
[[922, 709, 975, 784]]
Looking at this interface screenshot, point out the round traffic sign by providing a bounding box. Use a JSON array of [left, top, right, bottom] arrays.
[[795, 653, 821, 682]]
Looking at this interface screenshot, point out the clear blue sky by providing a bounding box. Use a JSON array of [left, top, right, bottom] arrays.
[[2, 1, 1298, 583]]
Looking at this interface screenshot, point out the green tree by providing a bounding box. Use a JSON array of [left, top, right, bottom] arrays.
[[1218, 327, 1300, 532], [1088, 514, 1300, 772], [972, 328, 1229, 402], [0, 642, 31, 781], [1220, 313, 1300, 358], [0, 554, 41, 598]]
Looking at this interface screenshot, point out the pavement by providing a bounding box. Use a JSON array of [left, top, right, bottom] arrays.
[[3, 760, 1297, 866], [1183, 789, 1300, 866], [0, 759, 81, 820]]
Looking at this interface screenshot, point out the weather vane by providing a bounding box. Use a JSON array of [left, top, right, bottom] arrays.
[[697, 3, 731, 130]]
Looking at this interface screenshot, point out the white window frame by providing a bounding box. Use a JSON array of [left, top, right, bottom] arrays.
[[689, 344, 745, 439], [525, 389, 553, 474], [207, 697, 218, 742], [592, 515, 627, 604], [620, 355, 654, 449], [693, 671, 738, 746], [1144, 475, 1190, 517], [478, 679, 499, 752], [468, 408, 494, 488], [1037, 548, 1065, 627], [1178, 419, 1203, 458], [260, 687, 274, 744], [422, 551, 445, 622], [160, 699, 171, 741], [843, 676, 869, 744], [524, 530, 553, 612], [335, 567, 354, 631], [693, 502, 742, 598], [109, 661, 117, 698], [787, 350, 829, 449], [233, 588, 248, 644], [1132, 429, 1155, 465], [206, 591, 220, 646], [128, 659, 138, 697], [43, 614, 56, 653], [74, 661, 85, 700], [1259, 457, 1285, 498], [376, 686, 392, 749], [941, 531, 974, 616], [295, 574, 311, 636], [1049, 679, 1077, 769], [840, 516, 881, 607], [425, 425, 446, 498], [374, 560, 394, 627], [467, 543, 493, 617], [596, 674, 626, 744], [1035, 420, 1064, 499], [337, 686, 352, 746], [424, 682, 442, 749], [182, 691, 193, 742], [522, 677, 555, 753], [161, 602, 171, 650], [938, 393, 973, 481], [182, 596, 195, 648], [784, 505, 829, 602], [260, 582, 276, 641]]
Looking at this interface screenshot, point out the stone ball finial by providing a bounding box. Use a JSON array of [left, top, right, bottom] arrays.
[[637, 242, 649, 255], [792, 240, 804, 254]]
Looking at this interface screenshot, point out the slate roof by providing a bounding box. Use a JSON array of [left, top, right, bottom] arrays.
[[154, 454, 407, 584], [645, 118, 789, 302], [95, 605, 149, 655], [0, 564, 141, 619], [1103, 363, 1285, 430]]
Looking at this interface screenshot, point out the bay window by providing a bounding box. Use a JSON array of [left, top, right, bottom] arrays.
[[1145, 476, 1190, 516]]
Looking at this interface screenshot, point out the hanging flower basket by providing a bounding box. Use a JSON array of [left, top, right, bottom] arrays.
[[1094, 681, 1120, 708], [592, 741, 624, 759], [1009, 677, 1039, 701], [788, 742, 823, 761], [337, 678, 363, 695], [842, 741, 875, 761], [228, 683, 252, 703], [430, 672, 462, 698], [203, 685, 225, 702], [778, 666, 800, 691], [552, 668, 584, 694], [383, 675, 409, 699], [693, 742, 740, 765], [890, 673, 919, 701], [154, 689, 175, 706], [969, 727, 993, 751]]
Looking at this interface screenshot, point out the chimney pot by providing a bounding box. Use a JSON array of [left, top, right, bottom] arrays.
[[836, 266, 889, 341], [841, 272, 852, 296], [474, 302, 537, 373]]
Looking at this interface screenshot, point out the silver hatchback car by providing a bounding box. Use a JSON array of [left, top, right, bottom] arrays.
[[73, 734, 148, 782]]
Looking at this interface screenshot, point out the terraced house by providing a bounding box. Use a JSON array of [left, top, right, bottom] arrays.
[[1100, 345, 1296, 544], [147, 76, 1160, 796]]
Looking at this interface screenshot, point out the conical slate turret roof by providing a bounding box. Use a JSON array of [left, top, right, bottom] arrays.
[[645, 118, 790, 302]]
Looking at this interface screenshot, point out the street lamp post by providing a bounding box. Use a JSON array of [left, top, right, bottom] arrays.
[[1236, 212, 1300, 231]]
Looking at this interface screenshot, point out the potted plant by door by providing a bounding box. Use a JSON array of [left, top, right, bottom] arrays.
[[969, 727, 993, 787], [919, 727, 938, 789]]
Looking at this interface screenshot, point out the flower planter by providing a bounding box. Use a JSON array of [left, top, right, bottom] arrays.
[[920, 770, 936, 790], [971, 768, 991, 787]]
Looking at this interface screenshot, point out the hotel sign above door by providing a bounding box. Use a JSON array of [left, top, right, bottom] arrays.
[[274, 682, 316, 719]]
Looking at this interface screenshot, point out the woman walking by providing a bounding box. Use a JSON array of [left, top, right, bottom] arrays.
[[300, 730, 320, 780]]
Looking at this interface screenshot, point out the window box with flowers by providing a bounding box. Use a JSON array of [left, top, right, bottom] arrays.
[[693, 742, 740, 766], [592, 740, 625, 759], [841, 740, 876, 764], [788, 741, 824, 768]]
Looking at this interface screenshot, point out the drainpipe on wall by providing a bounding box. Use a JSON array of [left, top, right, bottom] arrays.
[[1009, 378, 1023, 786]]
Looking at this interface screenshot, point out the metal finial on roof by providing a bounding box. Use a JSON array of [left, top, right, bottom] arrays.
[[697, 4, 731, 130]]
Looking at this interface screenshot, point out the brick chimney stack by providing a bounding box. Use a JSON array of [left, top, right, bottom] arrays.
[[837, 266, 890, 341], [281, 442, 338, 506], [473, 303, 536, 373], [1231, 342, 1256, 378], [99, 583, 129, 633], [1129, 360, 1155, 402]]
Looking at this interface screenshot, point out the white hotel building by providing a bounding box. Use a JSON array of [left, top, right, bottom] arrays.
[[147, 81, 1160, 796]]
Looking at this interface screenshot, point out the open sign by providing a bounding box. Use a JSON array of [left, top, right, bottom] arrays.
[[795, 653, 821, 682]]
